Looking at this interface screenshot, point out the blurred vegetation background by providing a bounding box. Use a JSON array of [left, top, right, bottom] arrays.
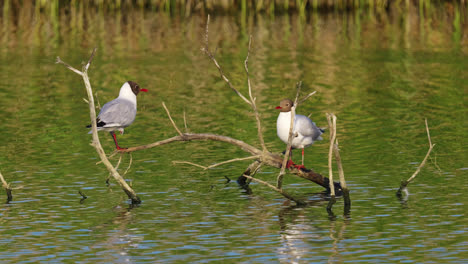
[[1, 0, 466, 54]]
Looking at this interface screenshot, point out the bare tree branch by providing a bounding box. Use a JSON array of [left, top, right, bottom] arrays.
[[174, 155, 261, 170], [121, 133, 261, 155], [57, 49, 140, 204], [244, 35, 267, 153], [201, 15, 253, 107], [297, 91, 317, 105], [173, 161, 209, 170]]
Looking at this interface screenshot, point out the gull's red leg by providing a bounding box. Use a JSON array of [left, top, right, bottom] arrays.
[[110, 131, 127, 150], [302, 148, 305, 165]]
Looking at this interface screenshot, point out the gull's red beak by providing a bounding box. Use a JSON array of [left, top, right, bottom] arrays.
[[141, 88, 148, 92], [275, 106, 282, 109]]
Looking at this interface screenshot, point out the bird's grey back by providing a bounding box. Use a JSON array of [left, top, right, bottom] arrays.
[[98, 98, 136, 128], [295, 114, 323, 141]]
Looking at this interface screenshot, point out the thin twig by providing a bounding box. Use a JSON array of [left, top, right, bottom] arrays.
[[172, 161, 208, 170], [425, 118, 432, 148], [202, 15, 252, 107], [400, 119, 435, 188], [114, 154, 123, 171], [174, 155, 261, 170], [162, 102, 183, 137], [297, 91, 317, 105], [95, 91, 102, 109], [123, 153, 133, 176], [85, 48, 97, 71], [56, 57, 83, 76], [244, 35, 267, 153], [183, 109, 188, 133]]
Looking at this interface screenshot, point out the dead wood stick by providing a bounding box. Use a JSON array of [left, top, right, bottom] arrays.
[[326, 113, 337, 212], [173, 155, 261, 170], [120, 133, 261, 155], [331, 115, 351, 213], [297, 91, 317, 106], [56, 49, 141, 204], [397, 119, 435, 196], [0, 170, 12, 202]]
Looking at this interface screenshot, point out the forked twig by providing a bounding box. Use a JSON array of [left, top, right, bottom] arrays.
[[202, 15, 252, 107]]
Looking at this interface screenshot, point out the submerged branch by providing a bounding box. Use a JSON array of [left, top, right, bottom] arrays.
[[326, 113, 337, 198], [397, 118, 435, 196], [0, 170, 12, 202], [119, 132, 339, 191], [242, 174, 306, 206]]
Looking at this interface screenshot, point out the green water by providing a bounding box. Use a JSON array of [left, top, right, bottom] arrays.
[[1, 4, 467, 263]]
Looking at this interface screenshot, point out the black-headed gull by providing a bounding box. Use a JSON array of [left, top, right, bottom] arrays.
[[276, 99, 324, 169], [87, 81, 147, 150]]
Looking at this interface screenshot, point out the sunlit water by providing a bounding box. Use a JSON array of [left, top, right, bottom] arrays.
[[0, 5, 467, 263]]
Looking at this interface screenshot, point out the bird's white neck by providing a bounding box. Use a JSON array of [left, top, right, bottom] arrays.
[[278, 111, 293, 120], [118, 82, 137, 105]]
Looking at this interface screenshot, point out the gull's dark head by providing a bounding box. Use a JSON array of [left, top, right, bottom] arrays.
[[275, 99, 293, 112], [127, 81, 148, 96]]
